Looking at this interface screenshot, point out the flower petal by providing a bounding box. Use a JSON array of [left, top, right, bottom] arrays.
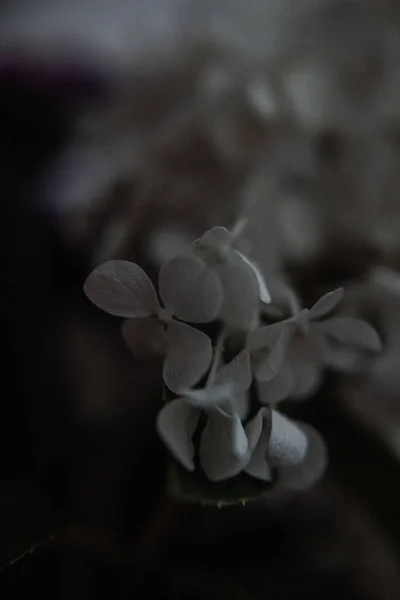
[[84, 260, 160, 317], [158, 254, 223, 323], [230, 392, 250, 421], [287, 335, 324, 400], [163, 321, 212, 394], [199, 408, 249, 481], [244, 410, 272, 482], [215, 251, 260, 330], [268, 411, 308, 467], [184, 382, 233, 408], [244, 408, 268, 451], [193, 226, 232, 250], [237, 252, 271, 303], [121, 317, 166, 357], [156, 398, 200, 471], [321, 344, 362, 373], [247, 321, 290, 354], [266, 273, 301, 316], [318, 318, 382, 351], [309, 288, 344, 319], [279, 424, 328, 490], [251, 327, 291, 382], [290, 361, 323, 400], [257, 363, 294, 405], [216, 349, 252, 393]]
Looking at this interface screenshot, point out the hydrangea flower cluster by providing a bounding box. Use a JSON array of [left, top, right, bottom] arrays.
[[84, 224, 381, 503]]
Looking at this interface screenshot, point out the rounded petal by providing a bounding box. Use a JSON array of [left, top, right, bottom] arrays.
[[278, 424, 328, 490], [184, 382, 234, 408], [193, 226, 231, 251], [216, 251, 260, 330], [156, 398, 200, 471], [257, 363, 294, 405], [84, 260, 160, 317], [158, 254, 223, 323], [163, 321, 212, 394], [268, 411, 308, 467], [199, 408, 249, 481], [244, 410, 272, 482], [121, 317, 166, 357], [318, 318, 382, 351], [237, 252, 271, 303], [216, 349, 252, 393], [309, 288, 344, 319]]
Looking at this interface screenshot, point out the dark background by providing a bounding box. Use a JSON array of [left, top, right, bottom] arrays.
[[1, 3, 400, 599]]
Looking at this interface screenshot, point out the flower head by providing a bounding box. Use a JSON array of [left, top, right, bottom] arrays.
[[248, 288, 382, 402], [157, 349, 253, 481], [192, 225, 270, 330], [84, 256, 223, 393]]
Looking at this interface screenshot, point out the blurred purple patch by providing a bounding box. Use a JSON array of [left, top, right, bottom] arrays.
[[0, 52, 110, 105], [0, 53, 112, 221]]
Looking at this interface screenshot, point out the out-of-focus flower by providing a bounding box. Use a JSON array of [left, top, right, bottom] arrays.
[[84, 255, 223, 393], [249, 288, 381, 402], [192, 225, 270, 330], [244, 408, 326, 491], [157, 344, 324, 489], [157, 349, 253, 480]]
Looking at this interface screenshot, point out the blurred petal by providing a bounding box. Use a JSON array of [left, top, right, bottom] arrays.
[[267, 273, 301, 316], [163, 322, 212, 394], [244, 408, 268, 451], [184, 382, 233, 408], [290, 362, 322, 400], [84, 260, 160, 317], [288, 336, 324, 400], [268, 411, 308, 467], [322, 344, 362, 372], [237, 252, 271, 303], [121, 317, 166, 357], [200, 408, 249, 481], [244, 410, 272, 482], [309, 288, 344, 319], [193, 226, 231, 250], [252, 327, 291, 382], [216, 251, 260, 330], [257, 363, 294, 405], [230, 392, 250, 421], [156, 398, 200, 472], [159, 254, 223, 323], [319, 318, 382, 351], [279, 424, 328, 490], [216, 349, 252, 393], [247, 321, 289, 354]]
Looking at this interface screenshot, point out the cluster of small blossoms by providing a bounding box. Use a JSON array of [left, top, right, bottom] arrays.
[[84, 223, 381, 496]]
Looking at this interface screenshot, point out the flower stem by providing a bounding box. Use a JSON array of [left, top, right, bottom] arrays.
[[230, 217, 248, 243], [206, 328, 226, 387]]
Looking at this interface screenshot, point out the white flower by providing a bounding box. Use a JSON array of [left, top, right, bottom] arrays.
[[248, 288, 381, 402], [244, 409, 328, 490], [84, 256, 223, 394], [157, 349, 253, 480], [192, 226, 270, 330]]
